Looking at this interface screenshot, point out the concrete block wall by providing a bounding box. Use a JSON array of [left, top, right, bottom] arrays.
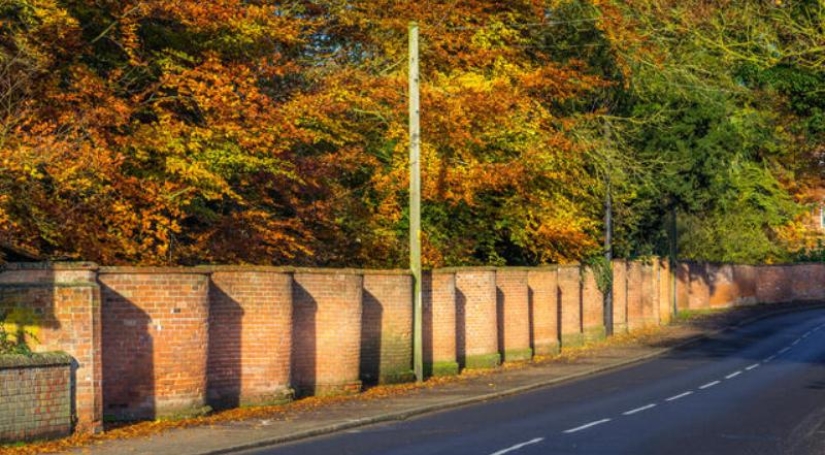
[[0, 354, 72, 442], [207, 267, 293, 408], [99, 268, 211, 420]]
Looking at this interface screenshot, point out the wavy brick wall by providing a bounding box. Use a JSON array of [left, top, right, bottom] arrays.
[[100, 268, 210, 420], [207, 268, 293, 408]]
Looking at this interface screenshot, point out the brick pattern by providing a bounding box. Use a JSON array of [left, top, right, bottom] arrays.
[[557, 266, 582, 346], [790, 264, 825, 302], [361, 272, 414, 384], [0, 361, 71, 442], [422, 271, 458, 375], [658, 259, 673, 325], [208, 269, 293, 408], [292, 272, 363, 396], [734, 265, 758, 305], [581, 267, 605, 341], [756, 266, 792, 304], [611, 260, 628, 333], [687, 262, 711, 310], [455, 269, 499, 368], [100, 269, 210, 420], [675, 262, 691, 311], [0, 264, 102, 434], [640, 262, 659, 327], [527, 268, 559, 355], [626, 261, 643, 330], [496, 270, 531, 362]]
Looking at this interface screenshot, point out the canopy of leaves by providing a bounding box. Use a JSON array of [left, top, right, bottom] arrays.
[[0, 0, 822, 266]]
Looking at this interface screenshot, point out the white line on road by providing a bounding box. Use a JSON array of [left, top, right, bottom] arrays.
[[489, 438, 544, 455], [779, 347, 790, 354], [666, 391, 693, 401], [699, 380, 721, 390], [746, 363, 760, 370], [792, 339, 801, 346], [563, 419, 612, 434], [803, 331, 812, 338], [725, 371, 742, 379], [623, 404, 657, 416]]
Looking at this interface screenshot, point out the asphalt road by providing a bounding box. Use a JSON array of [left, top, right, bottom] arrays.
[[237, 308, 825, 455]]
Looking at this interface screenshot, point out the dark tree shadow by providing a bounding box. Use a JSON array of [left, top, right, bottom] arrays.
[[206, 282, 244, 410]]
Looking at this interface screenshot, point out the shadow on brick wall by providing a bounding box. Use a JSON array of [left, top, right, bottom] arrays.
[[206, 283, 243, 410], [100, 284, 154, 420], [455, 289, 467, 369], [496, 288, 505, 356], [359, 289, 382, 385], [291, 282, 317, 397]]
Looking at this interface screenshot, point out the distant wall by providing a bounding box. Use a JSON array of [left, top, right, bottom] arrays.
[[1, 259, 823, 441]]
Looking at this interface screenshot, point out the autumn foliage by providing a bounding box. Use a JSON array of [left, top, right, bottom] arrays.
[[0, 1, 822, 266]]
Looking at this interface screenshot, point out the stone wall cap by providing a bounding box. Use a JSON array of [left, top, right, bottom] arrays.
[[98, 266, 212, 275], [360, 269, 412, 276], [0, 351, 72, 368], [293, 267, 365, 275]]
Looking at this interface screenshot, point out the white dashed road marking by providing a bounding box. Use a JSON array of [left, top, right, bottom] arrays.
[[489, 438, 544, 455], [746, 363, 760, 370], [666, 391, 693, 402], [623, 404, 657, 416], [699, 381, 720, 390], [563, 419, 612, 434], [725, 371, 742, 379]]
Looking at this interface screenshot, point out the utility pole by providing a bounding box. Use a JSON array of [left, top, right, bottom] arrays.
[[603, 122, 613, 337], [409, 22, 423, 382]]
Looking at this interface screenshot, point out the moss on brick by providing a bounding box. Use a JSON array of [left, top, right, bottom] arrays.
[[533, 341, 560, 356], [502, 348, 533, 363], [463, 353, 501, 370], [584, 326, 607, 343], [561, 332, 585, 349], [424, 361, 459, 377]]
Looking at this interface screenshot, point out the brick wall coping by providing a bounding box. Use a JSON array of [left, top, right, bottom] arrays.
[[436, 266, 498, 273], [292, 267, 367, 275], [2, 262, 98, 271], [423, 269, 459, 275], [359, 269, 411, 276], [496, 266, 557, 272], [196, 265, 296, 273], [0, 352, 72, 368], [98, 266, 212, 275]]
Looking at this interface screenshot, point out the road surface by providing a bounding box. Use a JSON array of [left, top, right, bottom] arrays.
[[237, 308, 825, 455]]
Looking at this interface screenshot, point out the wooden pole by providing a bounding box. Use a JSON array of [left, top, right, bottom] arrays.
[[409, 22, 423, 382]]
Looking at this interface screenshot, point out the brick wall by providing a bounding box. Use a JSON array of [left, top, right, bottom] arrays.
[[455, 268, 500, 369], [640, 261, 659, 327], [0, 263, 102, 434], [528, 267, 559, 355], [558, 265, 583, 347], [207, 267, 293, 408], [422, 271, 458, 376], [361, 271, 414, 384], [612, 260, 628, 333], [756, 266, 792, 304], [496, 269, 532, 362], [0, 353, 72, 442], [790, 263, 825, 302], [292, 271, 363, 396], [658, 259, 673, 325], [626, 261, 644, 330], [99, 268, 210, 420], [581, 267, 605, 342]]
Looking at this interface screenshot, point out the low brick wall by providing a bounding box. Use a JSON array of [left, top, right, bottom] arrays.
[[422, 271, 459, 376], [100, 268, 211, 420], [581, 267, 605, 342], [558, 265, 583, 347], [361, 271, 414, 384], [455, 268, 500, 369], [496, 269, 532, 363], [528, 267, 559, 355], [207, 267, 294, 408], [0, 353, 72, 443], [292, 270, 363, 396]]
